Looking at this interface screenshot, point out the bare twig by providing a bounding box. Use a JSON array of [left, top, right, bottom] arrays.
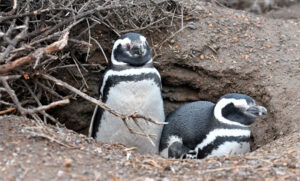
[[0, 31, 69, 74], [0, 107, 16, 115], [90, 37, 109, 64], [159, 25, 189, 49], [22, 80, 57, 123], [34, 80, 64, 99], [0, 76, 70, 115]]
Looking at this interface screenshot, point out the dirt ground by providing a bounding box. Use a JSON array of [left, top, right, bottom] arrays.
[[0, 116, 299, 180], [0, 1, 300, 180]]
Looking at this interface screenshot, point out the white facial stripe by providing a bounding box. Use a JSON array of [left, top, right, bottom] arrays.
[[139, 36, 146, 45], [112, 38, 131, 50], [111, 38, 132, 66], [194, 129, 250, 151], [100, 66, 160, 94], [167, 135, 182, 147], [111, 55, 128, 66], [214, 98, 250, 127]]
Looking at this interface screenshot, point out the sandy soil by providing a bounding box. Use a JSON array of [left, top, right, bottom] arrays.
[[1, 1, 300, 180], [0, 116, 299, 180]]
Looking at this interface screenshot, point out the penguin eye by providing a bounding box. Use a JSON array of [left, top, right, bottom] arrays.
[[121, 43, 130, 50], [126, 44, 131, 50]]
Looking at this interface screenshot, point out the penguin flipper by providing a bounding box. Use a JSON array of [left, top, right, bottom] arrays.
[[88, 105, 98, 137], [88, 67, 109, 138], [89, 105, 105, 138], [168, 142, 191, 159]]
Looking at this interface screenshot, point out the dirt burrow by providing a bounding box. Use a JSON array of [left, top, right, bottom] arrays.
[[50, 1, 300, 152]]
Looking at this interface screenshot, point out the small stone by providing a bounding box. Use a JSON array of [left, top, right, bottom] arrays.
[[63, 158, 73, 167], [231, 37, 239, 43], [75, 139, 81, 144], [82, 170, 89, 175], [200, 55, 204, 60], [169, 39, 175, 44], [57, 170, 64, 177], [188, 24, 196, 30], [16, 168, 23, 174]]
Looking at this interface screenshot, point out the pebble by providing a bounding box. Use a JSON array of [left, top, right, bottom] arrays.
[[75, 139, 81, 144], [82, 170, 89, 175], [188, 24, 196, 30], [16, 168, 24, 174], [63, 158, 73, 167], [57, 170, 64, 177]]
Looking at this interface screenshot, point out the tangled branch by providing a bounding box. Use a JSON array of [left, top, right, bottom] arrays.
[[0, 0, 180, 139]]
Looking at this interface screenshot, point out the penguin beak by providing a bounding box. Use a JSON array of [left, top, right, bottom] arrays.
[[246, 105, 267, 117]]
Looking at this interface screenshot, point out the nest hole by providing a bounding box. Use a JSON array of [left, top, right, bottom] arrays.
[[160, 64, 277, 151]]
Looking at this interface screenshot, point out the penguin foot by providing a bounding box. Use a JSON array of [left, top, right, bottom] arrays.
[[183, 150, 197, 159]]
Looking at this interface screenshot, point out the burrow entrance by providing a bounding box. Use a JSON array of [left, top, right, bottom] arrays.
[[50, 51, 279, 152]]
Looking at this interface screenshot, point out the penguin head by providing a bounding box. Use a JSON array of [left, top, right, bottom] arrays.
[[111, 33, 152, 66], [214, 93, 267, 126]]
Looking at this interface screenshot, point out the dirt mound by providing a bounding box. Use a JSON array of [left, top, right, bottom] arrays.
[[0, 116, 299, 180]]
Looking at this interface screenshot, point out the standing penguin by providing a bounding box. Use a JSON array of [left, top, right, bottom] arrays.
[[89, 33, 165, 154], [159, 93, 267, 159]]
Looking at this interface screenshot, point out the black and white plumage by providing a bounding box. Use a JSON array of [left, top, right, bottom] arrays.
[[89, 33, 165, 154], [159, 93, 267, 159]]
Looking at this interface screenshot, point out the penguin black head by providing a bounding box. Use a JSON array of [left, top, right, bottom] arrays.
[[111, 33, 152, 66], [214, 93, 267, 126]]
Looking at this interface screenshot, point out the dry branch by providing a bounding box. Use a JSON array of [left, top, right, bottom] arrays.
[[0, 0, 180, 137], [0, 31, 69, 74], [0, 76, 70, 115], [0, 107, 16, 115]]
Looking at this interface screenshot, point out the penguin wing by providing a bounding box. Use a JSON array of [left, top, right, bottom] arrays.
[[160, 101, 215, 150], [88, 105, 104, 138], [88, 68, 108, 137]]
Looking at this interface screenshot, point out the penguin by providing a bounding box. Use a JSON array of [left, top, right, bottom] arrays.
[[89, 33, 165, 154], [159, 93, 267, 159]]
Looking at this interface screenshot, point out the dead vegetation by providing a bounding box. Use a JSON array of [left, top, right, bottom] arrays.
[[0, 0, 186, 139]]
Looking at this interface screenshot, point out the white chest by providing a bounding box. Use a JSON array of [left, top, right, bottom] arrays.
[[96, 80, 165, 154], [208, 141, 250, 157]]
